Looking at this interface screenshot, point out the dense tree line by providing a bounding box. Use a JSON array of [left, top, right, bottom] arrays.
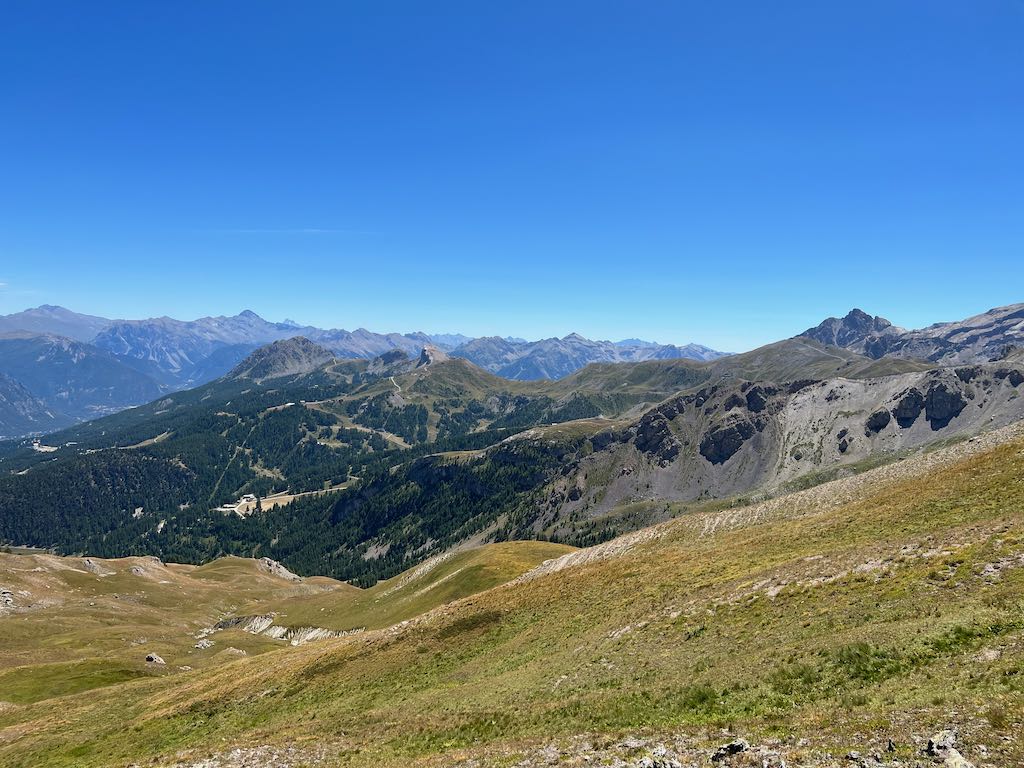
[[0, 360, 611, 585]]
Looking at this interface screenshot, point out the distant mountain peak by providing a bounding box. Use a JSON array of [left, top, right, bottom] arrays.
[[227, 336, 334, 381], [417, 345, 450, 367], [800, 309, 900, 350], [0, 305, 114, 342]]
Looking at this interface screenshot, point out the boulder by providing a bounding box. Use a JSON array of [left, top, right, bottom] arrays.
[[711, 738, 749, 762], [926, 729, 956, 756], [926, 730, 975, 768]]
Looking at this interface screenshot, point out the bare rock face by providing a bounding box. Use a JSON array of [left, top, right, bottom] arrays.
[[634, 411, 681, 465], [801, 308, 899, 350], [995, 367, 1024, 387], [226, 336, 334, 382], [893, 388, 925, 428], [743, 384, 779, 413], [800, 303, 1024, 365], [924, 382, 968, 430], [864, 409, 891, 435], [700, 418, 758, 465], [416, 345, 449, 367]]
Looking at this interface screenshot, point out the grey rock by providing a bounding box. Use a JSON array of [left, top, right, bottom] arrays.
[[700, 419, 757, 465], [924, 382, 968, 430], [711, 738, 750, 762], [865, 409, 892, 434], [893, 388, 925, 428]]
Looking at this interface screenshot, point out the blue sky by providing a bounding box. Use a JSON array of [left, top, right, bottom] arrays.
[[1, 1, 1022, 351]]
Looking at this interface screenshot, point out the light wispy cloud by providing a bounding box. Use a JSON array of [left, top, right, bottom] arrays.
[[211, 228, 369, 235]]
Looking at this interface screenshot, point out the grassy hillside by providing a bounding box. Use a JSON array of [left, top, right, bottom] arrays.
[[1, 423, 1023, 766], [0, 542, 569, 722]]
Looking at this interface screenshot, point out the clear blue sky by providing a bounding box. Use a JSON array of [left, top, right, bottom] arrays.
[[1, 2, 1022, 351]]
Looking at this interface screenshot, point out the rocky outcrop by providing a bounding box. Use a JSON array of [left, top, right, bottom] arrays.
[[995, 367, 1024, 387], [82, 558, 114, 576], [214, 614, 363, 646], [924, 382, 968, 429], [711, 738, 750, 762], [925, 730, 975, 767], [864, 409, 891, 435], [700, 418, 759, 465], [892, 388, 925, 428], [744, 384, 778, 413], [800, 303, 1024, 366], [255, 557, 302, 582], [0, 372, 69, 439], [634, 410, 681, 465], [416, 345, 449, 367]]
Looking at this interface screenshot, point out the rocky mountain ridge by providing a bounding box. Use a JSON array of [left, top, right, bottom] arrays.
[[0, 330, 164, 424], [226, 337, 336, 382], [0, 372, 70, 438], [0, 306, 728, 437], [802, 303, 1024, 364], [452, 333, 726, 380]]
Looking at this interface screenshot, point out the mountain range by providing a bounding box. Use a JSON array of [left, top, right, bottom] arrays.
[[3, 301, 1024, 767], [0, 305, 725, 438], [3, 300, 1022, 586]]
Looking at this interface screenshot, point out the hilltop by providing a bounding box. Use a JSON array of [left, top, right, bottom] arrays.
[[226, 336, 336, 382]]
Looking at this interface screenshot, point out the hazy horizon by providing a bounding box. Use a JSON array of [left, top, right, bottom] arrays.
[[5, 299, 1022, 355]]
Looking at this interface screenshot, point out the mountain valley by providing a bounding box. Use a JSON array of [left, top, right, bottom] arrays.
[[2, 302, 1024, 768]]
